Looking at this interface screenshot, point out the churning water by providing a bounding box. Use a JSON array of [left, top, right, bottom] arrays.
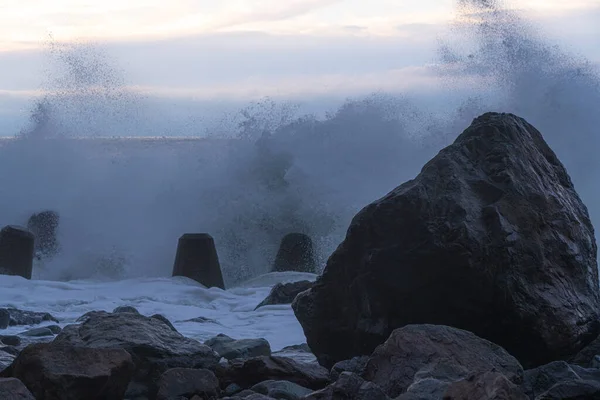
[[0, 0, 598, 286]]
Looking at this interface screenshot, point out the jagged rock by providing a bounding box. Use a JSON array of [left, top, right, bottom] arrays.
[[19, 327, 55, 337], [251, 380, 312, 399], [303, 372, 390, 400], [0, 378, 35, 400], [293, 112, 600, 368], [27, 210, 59, 259], [204, 334, 271, 360], [571, 334, 600, 367], [216, 356, 329, 391], [272, 344, 316, 364], [222, 392, 274, 400], [172, 233, 225, 289], [2, 342, 134, 400], [361, 325, 523, 398], [443, 372, 528, 400], [272, 233, 317, 273], [151, 314, 178, 332], [255, 281, 314, 310], [0, 349, 16, 372], [330, 356, 369, 381], [113, 305, 140, 314], [156, 368, 219, 400], [53, 311, 219, 398], [1, 336, 20, 346], [2, 308, 59, 326], [522, 361, 600, 399], [0, 226, 34, 279], [536, 380, 600, 399]]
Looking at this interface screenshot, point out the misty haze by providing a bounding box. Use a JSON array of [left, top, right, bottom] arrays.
[[0, 0, 600, 399]]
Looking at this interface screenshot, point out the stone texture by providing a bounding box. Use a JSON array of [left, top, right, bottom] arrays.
[[156, 368, 219, 400], [2, 342, 134, 400], [251, 380, 312, 400], [0, 378, 35, 400], [443, 372, 528, 400], [293, 112, 600, 368], [522, 361, 600, 399], [204, 334, 271, 360], [361, 324, 524, 398], [255, 281, 314, 310], [303, 372, 390, 400], [216, 356, 329, 391], [53, 311, 219, 398]]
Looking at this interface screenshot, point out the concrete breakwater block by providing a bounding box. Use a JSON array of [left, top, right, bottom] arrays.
[[27, 210, 59, 258], [0, 225, 35, 279], [272, 233, 316, 273], [172, 233, 225, 289]]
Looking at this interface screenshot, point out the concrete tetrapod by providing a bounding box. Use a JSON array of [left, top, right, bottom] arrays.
[[172, 233, 225, 289]]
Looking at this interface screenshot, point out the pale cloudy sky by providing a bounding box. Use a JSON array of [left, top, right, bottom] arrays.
[[0, 0, 598, 134]]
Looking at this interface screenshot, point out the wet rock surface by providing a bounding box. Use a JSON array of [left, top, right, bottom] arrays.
[[293, 112, 600, 369]]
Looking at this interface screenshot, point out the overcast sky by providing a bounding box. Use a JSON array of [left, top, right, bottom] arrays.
[[0, 0, 598, 135]]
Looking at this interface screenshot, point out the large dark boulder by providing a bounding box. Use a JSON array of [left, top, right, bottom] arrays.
[[0, 378, 35, 400], [2, 342, 134, 400], [361, 324, 523, 398], [293, 112, 600, 368], [53, 311, 219, 398]]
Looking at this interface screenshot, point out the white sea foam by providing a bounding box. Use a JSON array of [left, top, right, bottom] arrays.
[[0, 272, 316, 351]]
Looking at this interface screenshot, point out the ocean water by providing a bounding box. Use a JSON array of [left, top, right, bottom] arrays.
[[0, 271, 316, 353], [1, 0, 599, 350]]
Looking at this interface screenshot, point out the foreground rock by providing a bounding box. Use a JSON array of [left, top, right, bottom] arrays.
[[0, 378, 35, 400], [216, 356, 329, 391], [362, 324, 523, 398], [2, 343, 134, 399], [442, 372, 528, 400], [304, 372, 390, 400], [156, 368, 220, 400], [53, 311, 219, 398], [255, 281, 314, 310], [205, 334, 271, 360], [293, 112, 600, 368], [522, 361, 600, 399]]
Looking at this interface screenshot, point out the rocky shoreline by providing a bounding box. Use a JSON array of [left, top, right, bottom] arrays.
[[3, 112, 600, 399]]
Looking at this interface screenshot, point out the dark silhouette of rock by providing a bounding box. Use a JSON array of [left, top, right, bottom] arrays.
[[293, 112, 600, 368], [2, 342, 134, 400], [215, 356, 329, 391], [254, 281, 314, 310], [0, 349, 16, 372], [362, 325, 523, 398], [26, 210, 59, 259], [0, 378, 35, 400], [0, 336, 20, 346], [156, 368, 220, 400], [172, 233, 225, 289], [0, 226, 34, 279], [304, 372, 390, 400], [53, 311, 219, 399], [0, 308, 59, 327], [272, 233, 316, 273], [204, 334, 271, 360]]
